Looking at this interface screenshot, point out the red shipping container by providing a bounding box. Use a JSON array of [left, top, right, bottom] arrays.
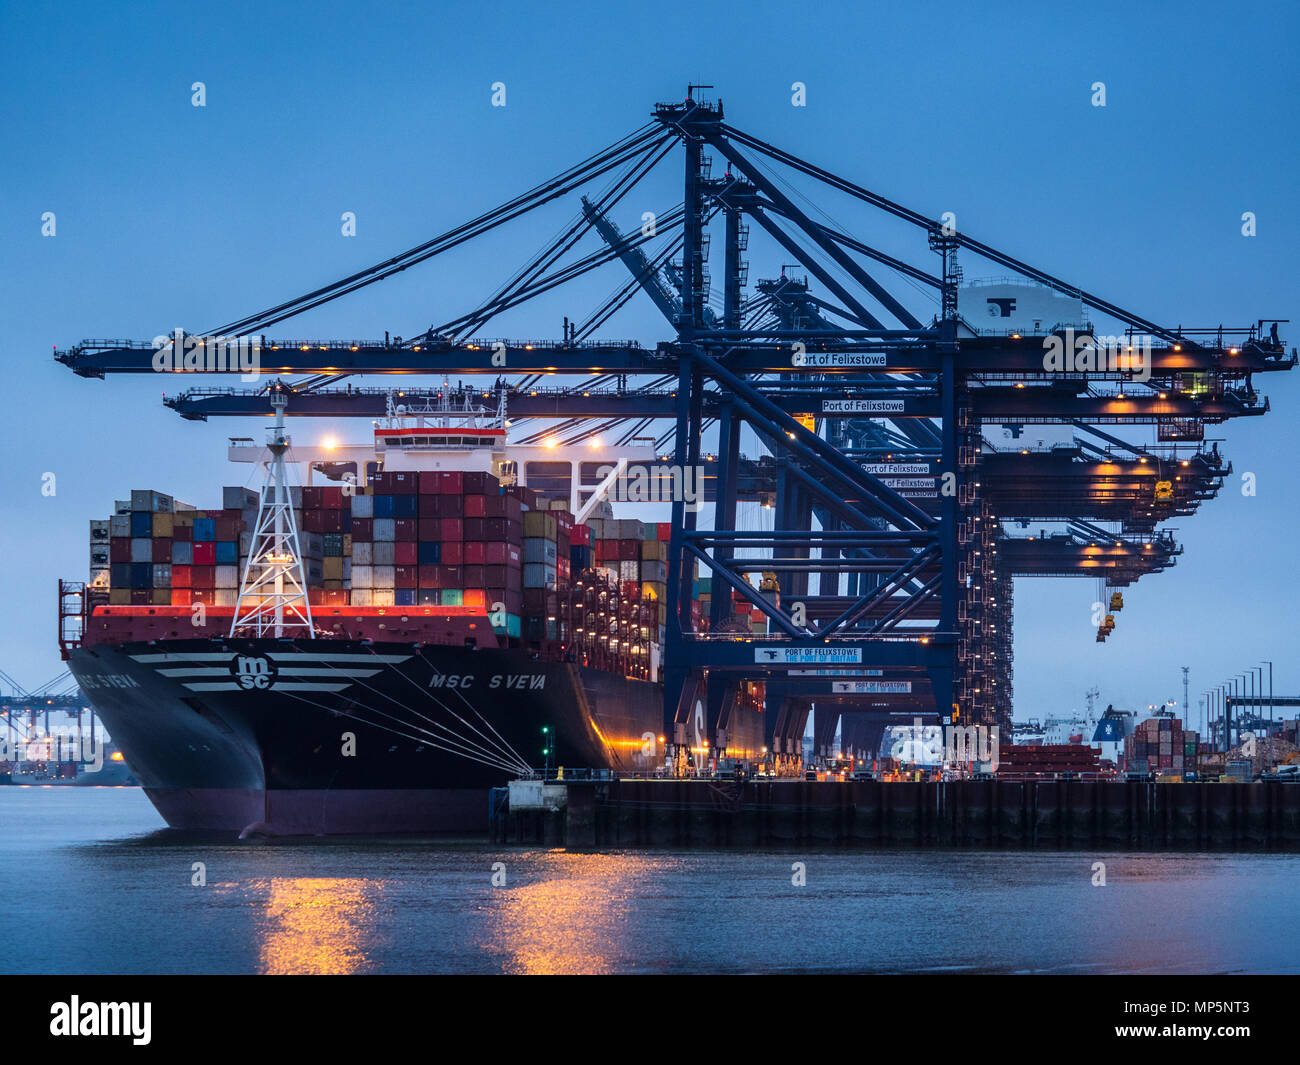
[[418, 471, 442, 495], [437, 495, 463, 518], [418, 564, 441, 587], [463, 519, 486, 541], [484, 565, 508, 588], [171, 587, 192, 606], [191, 566, 216, 590], [173, 524, 192, 542], [395, 565, 418, 589], [464, 495, 487, 518], [394, 541, 418, 565], [618, 539, 639, 560], [352, 517, 374, 541], [151, 538, 172, 563], [440, 566, 463, 587], [419, 495, 442, 518], [484, 542, 512, 565], [215, 517, 240, 540], [418, 518, 443, 541], [571, 524, 591, 546], [462, 565, 485, 587], [388, 471, 418, 494], [190, 589, 215, 605], [322, 485, 344, 509], [440, 518, 463, 541], [129, 589, 150, 605], [303, 510, 325, 533], [557, 558, 570, 581], [439, 471, 463, 495], [394, 518, 419, 540], [302, 486, 324, 509], [193, 542, 216, 566], [505, 543, 522, 568], [172, 565, 192, 588], [110, 538, 131, 563], [463, 589, 486, 608], [657, 523, 672, 541], [319, 510, 344, 534], [621, 581, 640, 600], [464, 541, 486, 565], [441, 541, 464, 565]]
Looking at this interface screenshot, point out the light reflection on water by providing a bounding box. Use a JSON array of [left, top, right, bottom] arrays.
[[491, 853, 650, 975], [247, 878, 379, 975], [1, 789, 1297, 974]]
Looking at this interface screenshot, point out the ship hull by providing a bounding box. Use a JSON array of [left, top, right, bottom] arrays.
[[68, 639, 764, 835]]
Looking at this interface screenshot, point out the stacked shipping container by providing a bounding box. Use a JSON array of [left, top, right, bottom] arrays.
[[1124, 717, 1200, 775], [94, 478, 668, 676]]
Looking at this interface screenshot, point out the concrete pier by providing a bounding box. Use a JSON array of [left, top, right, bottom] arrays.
[[489, 779, 1300, 850]]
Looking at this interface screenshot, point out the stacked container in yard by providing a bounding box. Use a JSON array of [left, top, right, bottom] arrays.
[[1123, 717, 1199, 775]]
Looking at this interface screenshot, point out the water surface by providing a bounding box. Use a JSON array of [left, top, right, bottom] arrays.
[[1, 787, 1295, 974]]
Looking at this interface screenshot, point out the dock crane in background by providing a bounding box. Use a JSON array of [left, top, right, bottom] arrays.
[[54, 89, 1295, 763]]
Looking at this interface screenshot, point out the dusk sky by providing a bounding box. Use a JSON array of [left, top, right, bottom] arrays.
[[3, 0, 1296, 726]]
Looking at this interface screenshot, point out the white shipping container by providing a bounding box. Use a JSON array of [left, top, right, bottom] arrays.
[[109, 514, 131, 538], [372, 541, 396, 566], [130, 538, 152, 563], [372, 565, 395, 588], [371, 588, 395, 607], [350, 588, 373, 606], [351, 565, 374, 588], [351, 494, 374, 518], [352, 541, 373, 565], [215, 565, 239, 588], [213, 589, 236, 607], [618, 560, 639, 580]]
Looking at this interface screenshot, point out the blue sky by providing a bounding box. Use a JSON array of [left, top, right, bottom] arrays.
[[2, 0, 1296, 725]]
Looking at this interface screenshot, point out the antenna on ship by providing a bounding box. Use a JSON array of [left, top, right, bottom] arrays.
[[230, 386, 314, 638]]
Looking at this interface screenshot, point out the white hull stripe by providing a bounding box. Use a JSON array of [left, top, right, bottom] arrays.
[[181, 682, 353, 693], [156, 666, 383, 679], [131, 652, 411, 665]]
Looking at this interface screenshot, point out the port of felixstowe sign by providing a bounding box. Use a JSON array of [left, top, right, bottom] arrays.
[[754, 647, 863, 665]]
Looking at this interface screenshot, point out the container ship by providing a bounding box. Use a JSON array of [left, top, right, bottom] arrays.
[[60, 389, 766, 835]]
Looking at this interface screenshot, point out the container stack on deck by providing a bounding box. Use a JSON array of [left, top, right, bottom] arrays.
[[1124, 717, 1201, 776], [92, 480, 664, 675]]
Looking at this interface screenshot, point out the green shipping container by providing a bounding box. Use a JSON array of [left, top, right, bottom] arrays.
[[441, 589, 463, 606]]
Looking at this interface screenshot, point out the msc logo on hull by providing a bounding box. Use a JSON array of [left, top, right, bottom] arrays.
[[230, 654, 278, 690]]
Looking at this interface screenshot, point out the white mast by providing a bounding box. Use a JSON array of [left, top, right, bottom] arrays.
[[230, 389, 314, 637]]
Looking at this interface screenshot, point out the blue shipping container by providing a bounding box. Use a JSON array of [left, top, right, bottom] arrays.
[[418, 541, 441, 565], [373, 495, 395, 518], [130, 512, 152, 538], [193, 517, 216, 542], [215, 541, 238, 564]]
